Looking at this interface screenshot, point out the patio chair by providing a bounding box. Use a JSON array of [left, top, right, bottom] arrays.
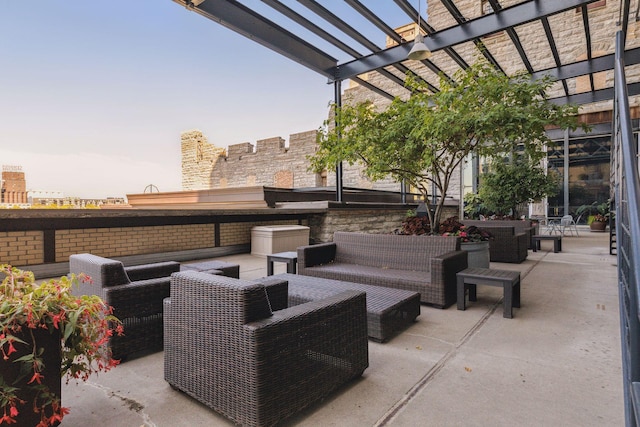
[[164, 271, 369, 427], [68, 253, 180, 360], [560, 215, 579, 236]]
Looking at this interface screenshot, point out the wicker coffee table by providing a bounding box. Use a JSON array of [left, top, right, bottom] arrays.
[[270, 273, 420, 342]]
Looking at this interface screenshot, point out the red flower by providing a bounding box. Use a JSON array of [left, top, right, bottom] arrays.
[[27, 372, 44, 385]]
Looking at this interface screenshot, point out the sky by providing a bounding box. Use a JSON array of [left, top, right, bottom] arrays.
[[0, 1, 357, 199]]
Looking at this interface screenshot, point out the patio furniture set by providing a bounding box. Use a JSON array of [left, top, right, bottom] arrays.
[[68, 228, 554, 426]]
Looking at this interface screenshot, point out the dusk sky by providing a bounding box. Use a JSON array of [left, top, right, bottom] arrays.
[[1, 1, 365, 199]]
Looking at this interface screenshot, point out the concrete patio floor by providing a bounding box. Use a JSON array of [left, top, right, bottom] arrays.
[[59, 230, 622, 426]]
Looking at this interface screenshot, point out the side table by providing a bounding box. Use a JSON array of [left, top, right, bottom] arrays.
[[456, 268, 521, 318], [267, 251, 298, 275], [532, 235, 562, 253]]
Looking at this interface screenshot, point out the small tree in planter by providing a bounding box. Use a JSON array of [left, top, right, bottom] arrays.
[[311, 59, 585, 233], [478, 157, 560, 218]]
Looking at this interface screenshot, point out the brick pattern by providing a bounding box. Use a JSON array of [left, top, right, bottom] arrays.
[[0, 231, 44, 265], [55, 224, 215, 261], [219, 220, 306, 246]]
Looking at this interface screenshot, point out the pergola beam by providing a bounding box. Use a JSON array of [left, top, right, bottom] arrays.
[[173, 0, 338, 79], [335, 0, 598, 81]]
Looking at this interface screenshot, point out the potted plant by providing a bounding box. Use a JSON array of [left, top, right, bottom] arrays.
[[0, 265, 122, 426], [576, 200, 610, 231], [439, 217, 493, 268]]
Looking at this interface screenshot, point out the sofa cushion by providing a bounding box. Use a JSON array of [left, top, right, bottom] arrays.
[[332, 232, 459, 273], [303, 262, 429, 289]]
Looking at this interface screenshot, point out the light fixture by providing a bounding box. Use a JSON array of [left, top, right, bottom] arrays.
[[408, 1, 431, 61]]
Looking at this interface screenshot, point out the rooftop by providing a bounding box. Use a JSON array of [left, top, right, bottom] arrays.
[[59, 230, 621, 426]]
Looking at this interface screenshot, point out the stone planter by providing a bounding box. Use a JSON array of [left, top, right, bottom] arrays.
[[461, 241, 490, 269]]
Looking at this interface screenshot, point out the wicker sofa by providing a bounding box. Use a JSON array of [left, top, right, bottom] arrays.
[[68, 253, 180, 359], [463, 219, 538, 249], [164, 271, 369, 427], [297, 231, 468, 308]]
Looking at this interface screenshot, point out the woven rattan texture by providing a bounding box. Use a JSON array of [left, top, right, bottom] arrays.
[[298, 232, 467, 307], [463, 219, 537, 249], [164, 271, 368, 427], [69, 253, 179, 359], [272, 273, 420, 342]]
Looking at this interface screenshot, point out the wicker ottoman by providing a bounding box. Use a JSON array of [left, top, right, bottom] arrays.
[[181, 260, 240, 279], [268, 273, 420, 342]]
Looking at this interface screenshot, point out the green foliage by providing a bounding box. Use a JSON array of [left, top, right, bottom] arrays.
[[478, 158, 559, 217], [576, 199, 611, 223], [312, 59, 586, 232], [463, 192, 489, 219]]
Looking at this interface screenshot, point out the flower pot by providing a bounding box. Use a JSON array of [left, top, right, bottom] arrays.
[[461, 241, 490, 269], [0, 328, 62, 426], [590, 221, 607, 232]]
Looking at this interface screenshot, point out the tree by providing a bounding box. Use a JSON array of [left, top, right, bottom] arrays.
[[311, 60, 585, 232], [478, 158, 560, 218]]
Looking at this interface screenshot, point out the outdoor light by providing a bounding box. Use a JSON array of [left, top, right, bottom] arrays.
[[408, 1, 431, 61]]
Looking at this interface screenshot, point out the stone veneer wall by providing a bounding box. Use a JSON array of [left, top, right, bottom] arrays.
[[308, 205, 459, 243], [424, 0, 640, 114], [181, 130, 404, 192], [181, 130, 227, 191]]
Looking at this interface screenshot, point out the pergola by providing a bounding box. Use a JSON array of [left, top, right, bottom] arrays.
[[170, 2, 640, 424], [172, 1, 636, 103], [171, 0, 637, 208]]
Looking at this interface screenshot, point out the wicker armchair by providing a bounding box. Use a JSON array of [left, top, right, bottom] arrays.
[[164, 271, 369, 427], [68, 253, 180, 360], [483, 227, 528, 263]]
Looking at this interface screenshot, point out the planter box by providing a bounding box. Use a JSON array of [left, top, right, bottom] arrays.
[[251, 225, 310, 257]]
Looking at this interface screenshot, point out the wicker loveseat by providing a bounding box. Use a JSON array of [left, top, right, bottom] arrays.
[[68, 253, 180, 359], [164, 271, 369, 427], [297, 231, 468, 308]]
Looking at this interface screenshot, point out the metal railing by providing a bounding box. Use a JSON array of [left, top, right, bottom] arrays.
[[613, 30, 640, 427]]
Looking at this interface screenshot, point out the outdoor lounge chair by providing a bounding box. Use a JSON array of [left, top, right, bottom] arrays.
[[164, 271, 369, 427], [68, 253, 180, 360]]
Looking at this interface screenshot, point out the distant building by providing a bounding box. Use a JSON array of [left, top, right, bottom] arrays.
[[1, 165, 27, 204]]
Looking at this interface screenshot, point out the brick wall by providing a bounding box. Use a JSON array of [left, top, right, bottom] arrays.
[[219, 219, 307, 246], [0, 231, 44, 265], [54, 224, 216, 261]]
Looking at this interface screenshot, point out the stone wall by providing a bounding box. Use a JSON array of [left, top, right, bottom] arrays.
[[308, 205, 459, 243], [425, 0, 640, 113], [181, 130, 227, 191], [181, 129, 404, 192], [210, 131, 322, 189]]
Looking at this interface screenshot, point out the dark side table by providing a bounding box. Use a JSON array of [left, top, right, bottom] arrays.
[[532, 235, 562, 253], [267, 251, 298, 275], [456, 268, 521, 318]]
